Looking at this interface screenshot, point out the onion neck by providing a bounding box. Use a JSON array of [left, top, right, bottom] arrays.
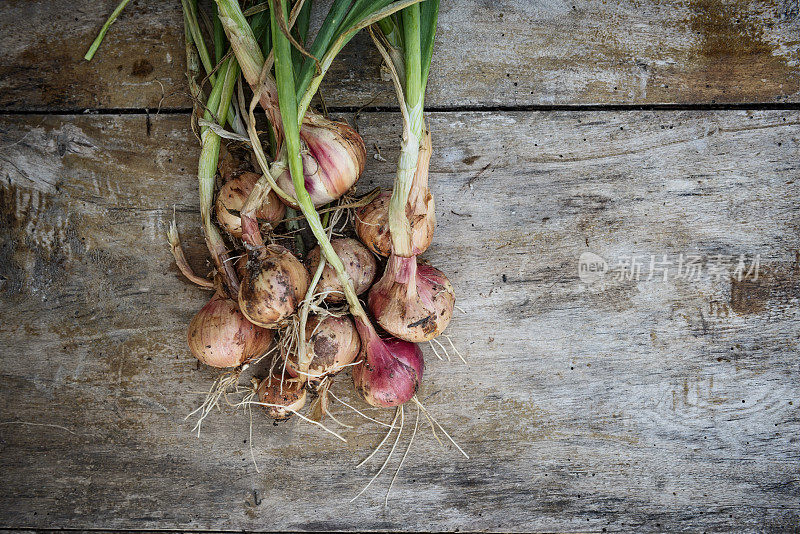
[[388, 254, 418, 300], [215, 0, 264, 90], [409, 129, 432, 208], [353, 315, 392, 368], [388, 5, 425, 257], [388, 119, 420, 257], [238, 160, 290, 253]]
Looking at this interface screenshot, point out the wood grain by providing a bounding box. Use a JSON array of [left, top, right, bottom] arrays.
[[1, 0, 799, 112], [1, 110, 798, 531]]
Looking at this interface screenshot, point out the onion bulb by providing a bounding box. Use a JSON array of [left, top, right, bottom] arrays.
[[256, 368, 307, 421], [355, 132, 434, 257], [187, 291, 274, 368], [368, 254, 455, 342], [305, 238, 377, 303], [351, 318, 424, 408], [284, 314, 360, 382], [275, 113, 366, 207], [238, 244, 310, 328], [216, 172, 286, 238]]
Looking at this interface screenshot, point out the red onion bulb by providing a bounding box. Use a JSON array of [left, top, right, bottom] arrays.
[[351, 318, 424, 408], [276, 114, 366, 207]]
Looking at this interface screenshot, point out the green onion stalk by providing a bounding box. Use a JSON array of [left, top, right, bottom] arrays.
[[181, 0, 243, 132], [379, 0, 439, 257], [83, 0, 133, 61]]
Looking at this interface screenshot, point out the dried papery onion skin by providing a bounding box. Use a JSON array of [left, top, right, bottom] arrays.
[[187, 291, 274, 368], [356, 131, 435, 257], [351, 318, 424, 408], [368, 255, 455, 342], [216, 171, 286, 238], [306, 238, 377, 303], [238, 244, 310, 328]]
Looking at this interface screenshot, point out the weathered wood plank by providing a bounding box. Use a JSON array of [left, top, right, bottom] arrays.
[[1, 110, 799, 532], [1, 0, 799, 111]]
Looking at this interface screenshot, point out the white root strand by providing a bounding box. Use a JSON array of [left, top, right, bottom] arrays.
[[356, 408, 400, 468], [327, 390, 395, 428], [412, 396, 469, 459], [384, 404, 420, 507], [351, 405, 404, 503]]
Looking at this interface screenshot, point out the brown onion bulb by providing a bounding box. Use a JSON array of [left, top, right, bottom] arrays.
[[355, 132, 434, 257], [305, 238, 377, 303], [276, 113, 366, 207], [216, 172, 286, 238], [238, 244, 310, 328], [256, 368, 307, 421], [284, 314, 360, 382], [351, 318, 424, 408], [187, 292, 274, 368], [368, 254, 455, 342]]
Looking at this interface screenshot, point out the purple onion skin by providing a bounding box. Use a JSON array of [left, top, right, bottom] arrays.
[[352, 318, 424, 408]]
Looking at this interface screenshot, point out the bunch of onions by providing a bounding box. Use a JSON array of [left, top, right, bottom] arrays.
[[188, 291, 274, 368], [306, 238, 377, 303], [284, 314, 360, 383], [160, 0, 455, 444], [216, 171, 286, 238], [166, 0, 455, 438]]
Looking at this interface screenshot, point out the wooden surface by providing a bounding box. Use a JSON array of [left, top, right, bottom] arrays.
[[2, 1, 800, 533], [2, 0, 800, 110]]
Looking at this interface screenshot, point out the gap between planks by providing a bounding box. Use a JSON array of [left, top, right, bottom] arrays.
[[1, 102, 800, 117]]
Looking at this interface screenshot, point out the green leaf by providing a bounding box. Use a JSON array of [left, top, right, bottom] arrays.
[[292, 0, 314, 78], [295, 0, 353, 99], [419, 0, 439, 90]]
